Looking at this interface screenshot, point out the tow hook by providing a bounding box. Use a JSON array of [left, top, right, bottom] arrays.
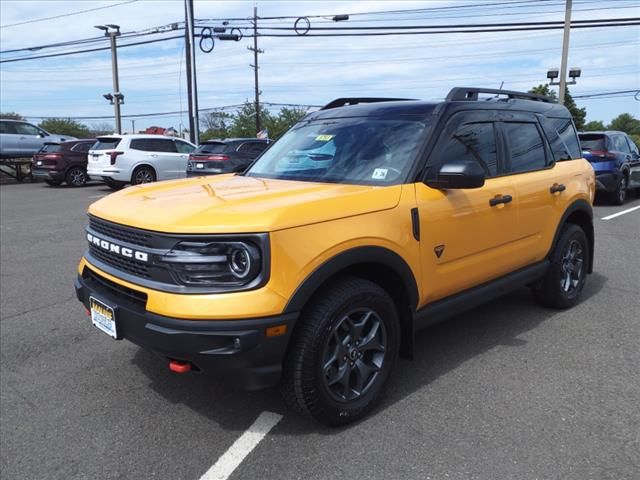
[[168, 360, 192, 373]]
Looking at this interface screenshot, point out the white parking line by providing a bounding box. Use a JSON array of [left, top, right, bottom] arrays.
[[199, 411, 283, 480], [601, 205, 640, 221], [87, 194, 106, 199]]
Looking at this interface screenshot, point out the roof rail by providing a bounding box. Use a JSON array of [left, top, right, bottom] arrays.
[[321, 97, 414, 110], [446, 87, 553, 103]]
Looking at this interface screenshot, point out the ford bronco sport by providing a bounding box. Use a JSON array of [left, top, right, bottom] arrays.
[[75, 88, 595, 426]]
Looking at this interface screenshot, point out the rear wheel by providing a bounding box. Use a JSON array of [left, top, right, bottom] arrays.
[[65, 167, 87, 187], [44, 179, 63, 187], [103, 177, 126, 191], [131, 165, 156, 185], [533, 224, 588, 309], [610, 174, 627, 205], [281, 276, 400, 426]]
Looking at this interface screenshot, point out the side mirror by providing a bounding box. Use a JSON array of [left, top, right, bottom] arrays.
[[425, 159, 486, 189], [37, 133, 45, 138]]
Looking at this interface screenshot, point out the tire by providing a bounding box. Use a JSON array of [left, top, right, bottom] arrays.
[[65, 167, 87, 187], [533, 224, 588, 309], [281, 276, 400, 426], [131, 165, 156, 185], [610, 174, 627, 205], [44, 179, 62, 186], [103, 178, 126, 191]]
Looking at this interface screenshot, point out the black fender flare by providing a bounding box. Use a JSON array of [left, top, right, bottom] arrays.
[[549, 199, 594, 273], [283, 246, 419, 314]]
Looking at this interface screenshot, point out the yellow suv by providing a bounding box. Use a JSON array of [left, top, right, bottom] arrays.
[[75, 88, 595, 426]]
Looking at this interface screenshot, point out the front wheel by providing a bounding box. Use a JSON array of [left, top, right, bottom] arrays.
[[281, 276, 400, 426], [533, 224, 588, 309]]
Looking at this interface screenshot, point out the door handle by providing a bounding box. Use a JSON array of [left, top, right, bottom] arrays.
[[489, 194, 513, 206], [150, 154, 158, 158], [550, 183, 566, 194]]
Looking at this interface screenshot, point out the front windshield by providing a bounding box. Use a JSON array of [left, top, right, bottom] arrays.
[[246, 116, 430, 185]]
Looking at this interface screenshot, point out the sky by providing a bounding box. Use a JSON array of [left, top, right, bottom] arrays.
[[1, 0, 639, 133]]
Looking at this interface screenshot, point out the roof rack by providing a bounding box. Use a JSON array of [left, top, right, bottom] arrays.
[[446, 87, 553, 103], [321, 97, 414, 110]]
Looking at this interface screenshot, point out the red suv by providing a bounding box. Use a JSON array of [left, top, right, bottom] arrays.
[[32, 140, 95, 187]]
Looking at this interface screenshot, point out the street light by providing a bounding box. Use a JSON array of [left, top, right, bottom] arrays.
[[95, 24, 123, 134]]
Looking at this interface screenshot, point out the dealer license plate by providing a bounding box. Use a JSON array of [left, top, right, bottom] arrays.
[[90, 296, 117, 338]]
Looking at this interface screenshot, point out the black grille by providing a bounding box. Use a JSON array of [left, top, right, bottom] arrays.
[[89, 244, 151, 278], [89, 216, 153, 247], [83, 267, 147, 309]]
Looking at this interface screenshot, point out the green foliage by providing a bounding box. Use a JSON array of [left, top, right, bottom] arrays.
[[0, 112, 25, 120], [528, 84, 586, 130], [608, 113, 640, 136], [583, 120, 605, 131], [199, 102, 309, 142], [39, 118, 91, 138]]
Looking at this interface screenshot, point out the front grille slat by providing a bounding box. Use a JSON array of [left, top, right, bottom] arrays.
[[89, 244, 151, 278], [89, 217, 152, 247], [83, 268, 147, 309]]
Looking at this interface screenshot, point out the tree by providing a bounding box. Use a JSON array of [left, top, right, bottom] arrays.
[[583, 120, 605, 131], [200, 111, 233, 141], [228, 102, 276, 138], [528, 84, 586, 130], [0, 112, 25, 120], [89, 122, 114, 136], [608, 113, 640, 136], [39, 118, 91, 138], [266, 106, 309, 140]]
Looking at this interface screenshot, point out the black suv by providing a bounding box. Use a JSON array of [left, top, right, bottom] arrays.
[[186, 138, 270, 176], [578, 131, 640, 205]]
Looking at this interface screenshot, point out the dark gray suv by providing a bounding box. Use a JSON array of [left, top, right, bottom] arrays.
[[186, 138, 270, 176]]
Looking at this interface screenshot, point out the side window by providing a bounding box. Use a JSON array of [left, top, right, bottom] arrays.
[[153, 139, 177, 153], [0, 121, 17, 134], [14, 123, 41, 136], [249, 142, 268, 155], [236, 143, 252, 153], [130, 139, 153, 151], [72, 142, 92, 152], [613, 135, 630, 153], [625, 136, 639, 155], [542, 117, 581, 161], [130, 139, 177, 152], [174, 140, 195, 154], [504, 122, 547, 173], [433, 122, 498, 177]]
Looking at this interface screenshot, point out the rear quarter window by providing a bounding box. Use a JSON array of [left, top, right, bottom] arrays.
[[543, 117, 581, 160]]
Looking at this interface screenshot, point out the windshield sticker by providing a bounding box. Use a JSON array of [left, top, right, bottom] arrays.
[[315, 134, 334, 142], [372, 168, 388, 180]]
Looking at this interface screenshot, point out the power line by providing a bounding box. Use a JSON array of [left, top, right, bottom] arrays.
[[573, 90, 640, 98], [0, 0, 139, 29]]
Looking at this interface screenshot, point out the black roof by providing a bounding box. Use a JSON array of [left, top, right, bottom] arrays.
[[306, 87, 572, 122]]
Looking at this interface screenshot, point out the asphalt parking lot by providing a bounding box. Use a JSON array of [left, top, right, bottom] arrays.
[[1, 181, 639, 480]]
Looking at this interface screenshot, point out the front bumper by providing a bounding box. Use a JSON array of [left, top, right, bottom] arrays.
[[595, 171, 621, 192], [75, 267, 298, 390]]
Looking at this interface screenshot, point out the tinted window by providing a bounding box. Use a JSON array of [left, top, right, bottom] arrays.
[[612, 135, 630, 153], [504, 122, 546, 173], [92, 138, 121, 150], [625, 135, 639, 155], [14, 123, 41, 136], [436, 122, 498, 177], [174, 140, 195, 154], [71, 142, 92, 152], [237, 142, 267, 155], [40, 144, 63, 153], [130, 138, 176, 152], [543, 117, 580, 161], [194, 142, 227, 154], [579, 134, 606, 151], [0, 121, 17, 134]]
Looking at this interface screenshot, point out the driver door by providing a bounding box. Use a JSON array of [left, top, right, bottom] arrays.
[[416, 112, 520, 304], [14, 122, 46, 155]]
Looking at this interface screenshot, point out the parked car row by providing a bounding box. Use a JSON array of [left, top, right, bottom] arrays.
[[26, 134, 270, 189]]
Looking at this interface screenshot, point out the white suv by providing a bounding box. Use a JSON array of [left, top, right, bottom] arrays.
[[87, 134, 196, 189]]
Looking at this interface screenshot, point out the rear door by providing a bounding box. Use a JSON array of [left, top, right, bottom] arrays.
[[0, 121, 20, 156], [625, 135, 640, 188], [173, 139, 195, 176], [416, 110, 520, 302], [13, 122, 46, 156], [130, 138, 177, 180]]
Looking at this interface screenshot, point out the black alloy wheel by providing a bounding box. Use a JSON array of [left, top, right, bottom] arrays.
[[281, 276, 400, 426], [66, 167, 87, 187], [611, 175, 627, 205], [131, 166, 156, 185]]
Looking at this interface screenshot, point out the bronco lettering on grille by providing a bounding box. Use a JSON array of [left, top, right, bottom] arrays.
[[87, 232, 149, 262]]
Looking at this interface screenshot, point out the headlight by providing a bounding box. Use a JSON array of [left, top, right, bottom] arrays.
[[159, 238, 266, 288]]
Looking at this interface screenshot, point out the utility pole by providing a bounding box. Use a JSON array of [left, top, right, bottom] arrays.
[[248, 6, 264, 135], [558, 0, 572, 105], [95, 24, 123, 134], [131, 119, 135, 134], [184, 0, 200, 144]]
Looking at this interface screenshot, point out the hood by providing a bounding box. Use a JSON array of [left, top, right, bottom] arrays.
[[88, 174, 402, 233]]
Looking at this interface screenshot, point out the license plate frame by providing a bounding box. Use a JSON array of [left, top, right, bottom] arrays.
[[195, 162, 204, 169], [89, 296, 118, 339]]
